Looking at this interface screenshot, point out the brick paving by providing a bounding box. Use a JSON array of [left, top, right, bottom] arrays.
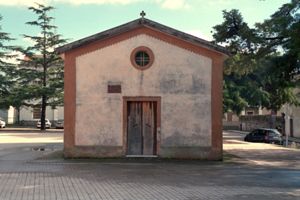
[[0, 130, 299, 200], [0, 158, 299, 200], [1, 161, 299, 200]]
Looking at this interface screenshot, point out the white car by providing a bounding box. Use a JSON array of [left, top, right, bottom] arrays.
[[0, 118, 5, 128], [36, 119, 51, 129]]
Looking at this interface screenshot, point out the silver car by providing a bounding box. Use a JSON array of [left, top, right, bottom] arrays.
[[54, 120, 64, 129]]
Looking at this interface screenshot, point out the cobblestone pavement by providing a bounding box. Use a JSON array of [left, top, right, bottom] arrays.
[[0, 130, 299, 200]]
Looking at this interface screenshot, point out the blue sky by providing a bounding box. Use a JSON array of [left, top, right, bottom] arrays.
[[0, 0, 291, 47]]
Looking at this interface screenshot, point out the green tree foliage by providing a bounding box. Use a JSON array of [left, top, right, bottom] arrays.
[[213, 0, 300, 114], [18, 3, 66, 129], [0, 16, 34, 124], [0, 15, 17, 109]]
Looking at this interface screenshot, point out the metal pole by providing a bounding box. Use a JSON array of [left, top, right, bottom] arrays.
[[284, 104, 290, 147], [285, 127, 289, 147]]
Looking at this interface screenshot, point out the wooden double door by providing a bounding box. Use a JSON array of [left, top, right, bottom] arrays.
[[127, 101, 157, 155]]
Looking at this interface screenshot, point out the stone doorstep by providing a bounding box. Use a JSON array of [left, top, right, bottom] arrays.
[[126, 155, 158, 158]]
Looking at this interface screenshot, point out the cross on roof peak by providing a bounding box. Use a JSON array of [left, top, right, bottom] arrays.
[[140, 11, 146, 18]]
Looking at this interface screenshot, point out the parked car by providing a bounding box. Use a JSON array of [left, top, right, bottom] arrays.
[[244, 128, 282, 144], [0, 118, 6, 128], [54, 120, 64, 129], [36, 119, 51, 129]]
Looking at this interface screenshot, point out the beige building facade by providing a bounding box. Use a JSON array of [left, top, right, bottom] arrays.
[[58, 18, 227, 159], [289, 106, 300, 138]]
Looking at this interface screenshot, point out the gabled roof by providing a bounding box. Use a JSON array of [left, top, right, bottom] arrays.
[[56, 18, 228, 55]]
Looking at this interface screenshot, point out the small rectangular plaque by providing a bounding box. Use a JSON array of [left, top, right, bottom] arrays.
[[108, 85, 121, 93]]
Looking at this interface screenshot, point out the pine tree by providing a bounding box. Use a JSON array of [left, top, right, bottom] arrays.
[[212, 0, 300, 114], [0, 15, 16, 109], [19, 3, 66, 130]]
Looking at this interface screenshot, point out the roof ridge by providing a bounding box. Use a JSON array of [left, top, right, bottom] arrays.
[[56, 18, 228, 55], [141, 18, 227, 54]]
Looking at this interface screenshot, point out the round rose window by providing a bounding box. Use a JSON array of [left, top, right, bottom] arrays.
[[135, 51, 150, 67], [130, 46, 154, 70]]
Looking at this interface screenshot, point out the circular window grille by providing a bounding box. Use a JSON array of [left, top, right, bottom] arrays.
[[135, 51, 150, 67], [130, 46, 154, 70]]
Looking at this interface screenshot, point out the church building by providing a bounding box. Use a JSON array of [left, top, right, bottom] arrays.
[[57, 13, 228, 160]]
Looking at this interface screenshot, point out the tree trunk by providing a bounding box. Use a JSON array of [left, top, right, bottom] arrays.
[[41, 52, 47, 130], [16, 107, 20, 125], [41, 17, 47, 131], [40, 95, 46, 130]]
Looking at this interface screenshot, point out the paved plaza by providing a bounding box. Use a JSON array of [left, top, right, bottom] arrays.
[[0, 129, 299, 200]]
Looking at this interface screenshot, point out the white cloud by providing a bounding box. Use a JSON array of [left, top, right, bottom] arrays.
[[0, 0, 47, 6], [0, 0, 191, 10], [22, 37, 36, 46], [0, 0, 141, 6], [206, 0, 233, 6], [55, 0, 142, 5], [22, 33, 45, 46], [185, 30, 213, 41], [1, 51, 24, 64], [159, 0, 190, 10]]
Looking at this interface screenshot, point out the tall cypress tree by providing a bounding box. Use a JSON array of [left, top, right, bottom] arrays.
[[19, 3, 66, 130]]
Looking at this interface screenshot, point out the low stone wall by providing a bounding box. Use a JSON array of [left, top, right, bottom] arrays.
[[19, 120, 37, 126], [223, 121, 241, 130], [18, 120, 56, 127], [240, 115, 283, 131]]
